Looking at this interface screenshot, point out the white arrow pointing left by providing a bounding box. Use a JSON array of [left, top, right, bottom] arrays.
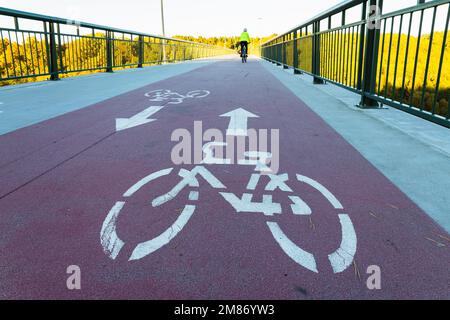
[[116, 106, 164, 132]]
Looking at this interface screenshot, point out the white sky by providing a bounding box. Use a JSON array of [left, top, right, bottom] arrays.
[[0, 0, 444, 37], [0, 0, 340, 37]]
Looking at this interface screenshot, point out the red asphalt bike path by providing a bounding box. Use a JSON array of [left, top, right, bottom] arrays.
[[0, 57, 449, 299]]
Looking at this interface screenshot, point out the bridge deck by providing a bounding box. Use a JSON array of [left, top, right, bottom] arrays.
[[0, 56, 449, 299]]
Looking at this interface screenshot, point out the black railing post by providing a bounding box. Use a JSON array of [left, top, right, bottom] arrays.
[[57, 23, 64, 74], [359, 0, 382, 108], [106, 31, 113, 72], [276, 41, 281, 66], [283, 35, 288, 69], [313, 21, 324, 84], [293, 30, 301, 74], [279, 43, 282, 65], [48, 22, 59, 80], [138, 35, 144, 68]]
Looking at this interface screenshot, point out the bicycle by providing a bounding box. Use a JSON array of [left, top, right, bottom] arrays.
[[241, 45, 248, 63], [100, 161, 357, 274]]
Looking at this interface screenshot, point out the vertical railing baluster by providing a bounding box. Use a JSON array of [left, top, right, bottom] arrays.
[[0, 30, 10, 79], [391, 14, 404, 100], [409, 9, 424, 107], [400, 13, 413, 105], [357, 1, 367, 90], [419, 6, 437, 111], [432, 5, 450, 115]]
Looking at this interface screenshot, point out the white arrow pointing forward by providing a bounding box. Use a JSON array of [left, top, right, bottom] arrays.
[[220, 107, 259, 136], [116, 106, 164, 132]]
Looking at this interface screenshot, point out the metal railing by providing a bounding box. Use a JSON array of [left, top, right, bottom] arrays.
[[0, 7, 232, 86], [261, 0, 450, 128]]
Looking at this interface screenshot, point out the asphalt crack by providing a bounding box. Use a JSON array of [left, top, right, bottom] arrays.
[[0, 132, 116, 201]]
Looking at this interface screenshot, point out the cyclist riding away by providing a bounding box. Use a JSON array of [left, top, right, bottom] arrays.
[[239, 28, 251, 58]]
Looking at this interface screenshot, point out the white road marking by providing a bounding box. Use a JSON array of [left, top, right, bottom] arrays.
[[265, 174, 293, 192], [267, 222, 318, 273], [116, 106, 164, 132], [220, 192, 282, 216], [246, 174, 261, 190], [296, 175, 343, 209], [191, 166, 226, 189], [100, 201, 126, 260], [186, 90, 210, 99], [328, 214, 357, 273], [145, 89, 210, 105], [238, 151, 273, 172], [152, 169, 199, 207], [189, 191, 199, 201], [152, 166, 226, 207], [123, 168, 173, 197], [129, 205, 196, 261], [202, 142, 231, 165], [220, 107, 259, 136], [145, 90, 185, 104], [289, 196, 312, 215]]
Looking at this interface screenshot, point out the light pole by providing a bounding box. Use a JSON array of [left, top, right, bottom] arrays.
[[160, 0, 166, 63]]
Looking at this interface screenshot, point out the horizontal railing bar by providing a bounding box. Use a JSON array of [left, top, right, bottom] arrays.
[[265, 0, 366, 44], [58, 34, 107, 40], [0, 27, 47, 34], [316, 21, 366, 36], [366, 93, 450, 129], [380, 0, 449, 20], [60, 67, 107, 74], [0, 73, 50, 81], [263, 0, 450, 46]]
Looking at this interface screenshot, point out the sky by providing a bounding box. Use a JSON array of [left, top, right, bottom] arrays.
[[0, 0, 442, 38]]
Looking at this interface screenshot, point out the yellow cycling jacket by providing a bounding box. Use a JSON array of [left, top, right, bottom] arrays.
[[240, 31, 250, 42]]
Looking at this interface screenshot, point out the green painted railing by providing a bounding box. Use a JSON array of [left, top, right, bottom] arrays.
[[261, 0, 450, 129], [0, 7, 232, 85]]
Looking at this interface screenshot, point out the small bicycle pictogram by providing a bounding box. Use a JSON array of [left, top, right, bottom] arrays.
[[145, 89, 210, 105]]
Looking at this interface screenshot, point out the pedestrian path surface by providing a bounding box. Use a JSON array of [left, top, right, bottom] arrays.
[[0, 57, 449, 299]]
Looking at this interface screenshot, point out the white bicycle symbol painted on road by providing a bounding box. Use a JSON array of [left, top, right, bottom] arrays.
[[100, 165, 357, 274], [145, 89, 210, 105]]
